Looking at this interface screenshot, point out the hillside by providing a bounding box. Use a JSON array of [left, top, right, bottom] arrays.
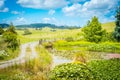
[[16, 23, 79, 29], [102, 22, 115, 32], [0, 24, 9, 28]]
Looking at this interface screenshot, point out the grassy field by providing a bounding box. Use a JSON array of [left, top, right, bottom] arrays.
[[102, 22, 115, 32], [17, 27, 82, 43], [17, 22, 115, 44]]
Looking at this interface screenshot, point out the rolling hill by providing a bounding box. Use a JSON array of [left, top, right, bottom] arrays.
[[102, 22, 115, 32]]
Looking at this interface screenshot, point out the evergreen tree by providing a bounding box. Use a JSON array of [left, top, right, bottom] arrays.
[[7, 22, 17, 34], [2, 23, 19, 50], [113, 6, 120, 42], [0, 26, 4, 35], [82, 16, 105, 43], [2, 32, 19, 50]]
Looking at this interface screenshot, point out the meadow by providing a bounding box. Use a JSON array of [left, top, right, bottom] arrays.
[[0, 22, 120, 80]]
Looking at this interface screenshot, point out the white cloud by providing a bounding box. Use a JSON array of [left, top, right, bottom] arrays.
[[62, 3, 81, 16], [70, 0, 86, 3], [42, 18, 51, 23], [13, 17, 27, 25], [11, 11, 20, 14], [62, 0, 119, 24], [0, 8, 9, 12], [16, 17, 27, 22], [42, 17, 58, 24], [11, 11, 24, 15], [0, 0, 9, 13], [83, 0, 117, 10], [0, 0, 4, 7], [48, 10, 55, 15], [17, 0, 68, 9]]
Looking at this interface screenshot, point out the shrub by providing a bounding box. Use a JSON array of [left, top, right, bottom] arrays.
[[65, 37, 73, 42], [88, 58, 120, 80], [49, 63, 93, 80], [23, 29, 32, 35]]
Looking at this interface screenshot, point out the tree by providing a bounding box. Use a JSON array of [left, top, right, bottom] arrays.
[[6, 22, 17, 34], [82, 16, 105, 43], [0, 26, 4, 35], [2, 32, 19, 50], [113, 6, 120, 42], [2, 23, 19, 50]]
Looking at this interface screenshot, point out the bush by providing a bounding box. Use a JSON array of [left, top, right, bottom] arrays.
[[88, 58, 120, 80], [65, 37, 73, 42], [23, 29, 32, 35], [49, 63, 93, 80]]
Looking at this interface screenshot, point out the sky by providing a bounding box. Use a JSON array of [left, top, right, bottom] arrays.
[[0, 0, 120, 26]]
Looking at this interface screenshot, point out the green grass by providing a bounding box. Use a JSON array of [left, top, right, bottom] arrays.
[[0, 45, 52, 80], [102, 22, 115, 32], [0, 48, 20, 62], [17, 21, 115, 44], [35, 45, 52, 67], [54, 41, 120, 53], [17, 28, 83, 43]]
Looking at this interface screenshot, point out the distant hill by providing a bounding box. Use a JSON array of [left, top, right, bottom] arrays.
[[102, 22, 115, 32], [16, 23, 80, 29], [0, 23, 9, 28]]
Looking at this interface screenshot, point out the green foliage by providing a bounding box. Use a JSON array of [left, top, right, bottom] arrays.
[[113, 6, 120, 42], [102, 32, 115, 42], [6, 23, 17, 34], [74, 52, 87, 63], [36, 45, 52, 67], [88, 58, 120, 79], [65, 37, 74, 42], [50, 59, 120, 80], [82, 16, 106, 43], [23, 28, 32, 35], [1, 23, 19, 50], [2, 32, 19, 50], [0, 26, 4, 35], [49, 63, 93, 80], [87, 42, 120, 53], [55, 40, 120, 53], [0, 38, 7, 50]]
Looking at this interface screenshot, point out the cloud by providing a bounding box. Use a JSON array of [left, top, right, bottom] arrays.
[[0, 0, 4, 7], [83, 0, 117, 10], [62, 0, 119, 24], [0, 0, 9, 13], [14, 17, 27, 25], [11, 11, 24, 15], [70, 0, 86, 3], [0, 8, 9, 12], [42, 17, 57, 24], [17, 0, 68, 9], [62, 3, 81, 16], [16, 17, 27, 22], [11, 11, 20, 14], [48, 10, 55, 15]]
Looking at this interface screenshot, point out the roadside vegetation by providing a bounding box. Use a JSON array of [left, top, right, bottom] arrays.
[[0, 44, 52, 80], [0, 23, 20, 61]]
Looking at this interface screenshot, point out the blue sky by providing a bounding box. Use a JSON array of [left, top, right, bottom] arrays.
[[0, 0, 119, 26]]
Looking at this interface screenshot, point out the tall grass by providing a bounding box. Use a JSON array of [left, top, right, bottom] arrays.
[[0, 45, 52, 80]]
